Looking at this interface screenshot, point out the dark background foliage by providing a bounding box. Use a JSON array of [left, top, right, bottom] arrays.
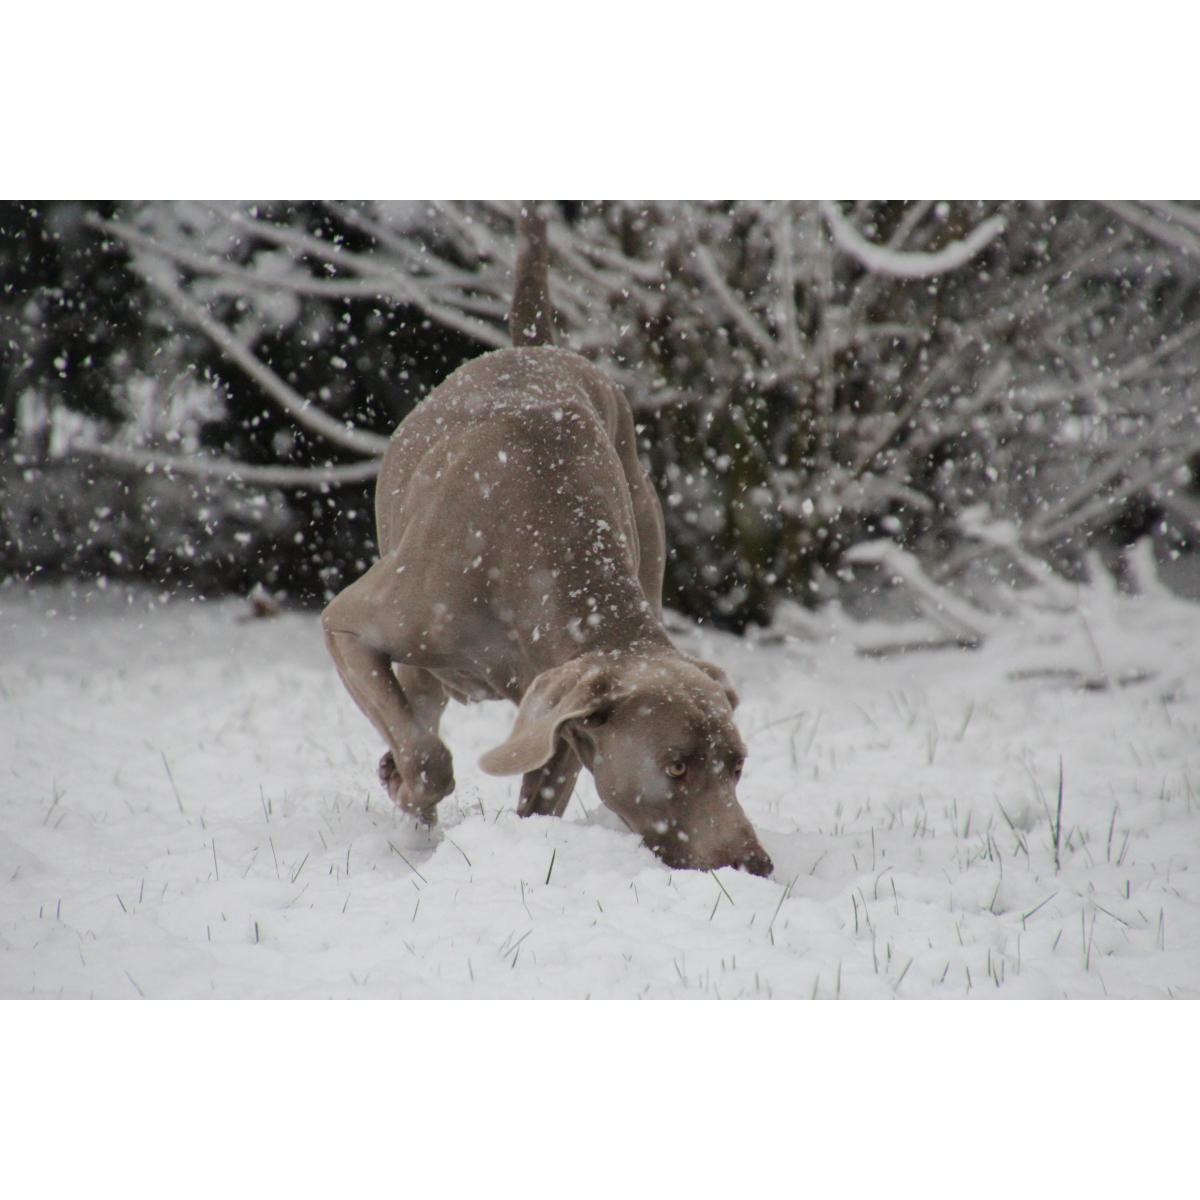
[[1, 201, 486, 603]]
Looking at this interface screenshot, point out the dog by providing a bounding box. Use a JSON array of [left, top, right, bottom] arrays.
[[321, 204, 772, 875]]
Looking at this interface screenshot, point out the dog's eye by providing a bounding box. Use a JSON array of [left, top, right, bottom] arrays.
[[665, 760, 687, 779], [732, 757, 745, 780], [582, 707, 612, 728]]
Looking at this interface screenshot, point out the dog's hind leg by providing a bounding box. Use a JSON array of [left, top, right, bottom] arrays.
[[517, 740, 581, 818], [322, 575, 454, 823]]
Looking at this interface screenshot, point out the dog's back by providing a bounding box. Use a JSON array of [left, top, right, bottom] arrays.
[[377, 346, 634, 551], [375, 203, 665, 612]]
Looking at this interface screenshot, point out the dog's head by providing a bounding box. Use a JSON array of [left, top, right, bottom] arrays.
[[480, 651, 772, 876]]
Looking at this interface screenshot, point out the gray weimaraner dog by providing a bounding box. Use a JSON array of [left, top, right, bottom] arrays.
[[322, 204, 772, 875]]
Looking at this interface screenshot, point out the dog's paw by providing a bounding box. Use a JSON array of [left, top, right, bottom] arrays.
[[378, 747, 454, 824], [378, 750, 422, 816], [378, 750, 401, 792]]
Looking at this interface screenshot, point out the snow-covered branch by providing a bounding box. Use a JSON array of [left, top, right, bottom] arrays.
[[1101, 201, 1200, 257], [691, 241, 779, 360], [94, 216, 390, 459], [820, 201, 1006, 279], [75, 443, 381, 487], [1028, 428, 1200, 548], [223, 210, 512, 348], [845, 540, 989, 645], [151, 265, 389, 457]]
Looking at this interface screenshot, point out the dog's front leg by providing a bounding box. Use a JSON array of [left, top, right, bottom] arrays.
[[375, 662, 454, 820], [322, 592, 454, 822]]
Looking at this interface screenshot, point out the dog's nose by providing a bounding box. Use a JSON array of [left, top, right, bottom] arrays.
[[737, 848, 774, 878]]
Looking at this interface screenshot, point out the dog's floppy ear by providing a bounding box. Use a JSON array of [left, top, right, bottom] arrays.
[[686, 657, 739, 710], [479, 656, 615, 776]]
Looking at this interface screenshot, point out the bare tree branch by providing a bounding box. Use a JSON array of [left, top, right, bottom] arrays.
[[686, 234, 778, 360], [1101, 201, 1200, 257], [74, 443, 381, 487], [771, 206, 804, 367], [1143, 200, 1200, 238], [1028, 426, 1200, 547], [224, 210, 510, 348], [887, 200, 937, 249], [92, 215, 394, 300], [111, 249, 391, 459], [820, 200, 1006, 278]]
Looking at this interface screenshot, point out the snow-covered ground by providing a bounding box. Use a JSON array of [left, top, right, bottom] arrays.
[[3, 559, 1198, 999]]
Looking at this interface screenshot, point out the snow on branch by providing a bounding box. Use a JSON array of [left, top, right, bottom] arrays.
[[89, 217, 388, 301], [1028, 428, 1200, 548], [94, 215, 390, 459], [690, 241, 778, 360], [1143, 200, 1200, 238], [844, 540, 990, 645], [1102, 201, 1200, 257], [75, 443, 380, 488], [819, 201, 1006, 279], [153, 270, 391, 457]]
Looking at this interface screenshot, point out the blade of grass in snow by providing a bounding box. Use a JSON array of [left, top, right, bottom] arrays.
[[160, 751, 185, 815], [387, 843, 427, 884]]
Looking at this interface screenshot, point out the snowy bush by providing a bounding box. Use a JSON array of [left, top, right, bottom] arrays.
[[3, 200, 1198, 627]]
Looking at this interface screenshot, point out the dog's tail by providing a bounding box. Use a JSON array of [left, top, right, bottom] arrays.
[[509, 202, 555, 347]]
